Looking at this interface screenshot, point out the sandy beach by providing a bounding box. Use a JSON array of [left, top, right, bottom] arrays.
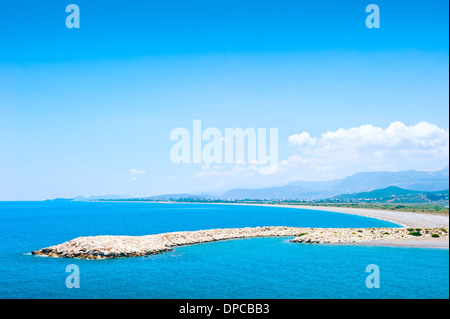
[[214, 202, 447, 228], [265, 204, 449, 228]]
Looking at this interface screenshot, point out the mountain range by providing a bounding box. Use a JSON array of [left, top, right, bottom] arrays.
[[49, 167, 449, 202], [331, 186, 449, 204], [218, 167, 449, 200]]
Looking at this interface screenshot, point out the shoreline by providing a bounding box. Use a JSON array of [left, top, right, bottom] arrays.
[[279, 204, 449, 228], [162, 201, 449, 229], [32, 226, 449, 259], [97, 200, 449, 228]]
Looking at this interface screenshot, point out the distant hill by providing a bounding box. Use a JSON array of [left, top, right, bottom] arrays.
[[330, 186, 449, 203], [84, 194, 133, 200], [287, 179, 343, 191], [47, 167, 449, 203], [47, 194, 133, 201], [141, 193, 217, 201], [220, 185, 335, 201], [327, 167, 449, 194], [220, 167, 449, 200]]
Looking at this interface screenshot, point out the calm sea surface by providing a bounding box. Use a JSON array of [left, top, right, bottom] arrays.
[[0, 201, 448, 298]]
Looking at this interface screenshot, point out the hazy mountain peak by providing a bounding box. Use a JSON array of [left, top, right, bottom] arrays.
[[220, 168, 449, 200]]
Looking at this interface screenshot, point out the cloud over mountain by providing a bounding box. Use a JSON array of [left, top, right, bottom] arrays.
[[284, 121, 449, 179]]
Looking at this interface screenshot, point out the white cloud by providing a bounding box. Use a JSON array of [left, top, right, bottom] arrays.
[[288, 132, 317, 147], [129, 168, 146, 175], [188, 121, 448, 183], [284, 121, 449, 179], [129, 168, 146, 181]]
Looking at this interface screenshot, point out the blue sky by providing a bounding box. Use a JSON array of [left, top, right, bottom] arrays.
[[0, 1, 448, 200]]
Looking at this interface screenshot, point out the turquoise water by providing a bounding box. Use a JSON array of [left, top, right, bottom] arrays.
[[0, 202, 448, 298]]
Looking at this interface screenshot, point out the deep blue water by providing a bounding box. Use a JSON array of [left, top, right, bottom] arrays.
[[0, 201, 448, 298]]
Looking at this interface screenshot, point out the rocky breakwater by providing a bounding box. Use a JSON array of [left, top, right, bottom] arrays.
[[32, 226, 449, 259], [31, 226, 305, 259], [291, 227, 449, 244]]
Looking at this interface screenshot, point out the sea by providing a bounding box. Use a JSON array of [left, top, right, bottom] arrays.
[[0, 201, 448, 299]]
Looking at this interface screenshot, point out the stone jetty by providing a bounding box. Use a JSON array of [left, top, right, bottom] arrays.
[[290, 227, 448, 244], [31, 226, 449, 259]]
